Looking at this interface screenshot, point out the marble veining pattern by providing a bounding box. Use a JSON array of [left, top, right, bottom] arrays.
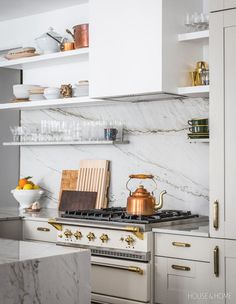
[[20, 98, 209, 215], [0, 239, 91, 304]]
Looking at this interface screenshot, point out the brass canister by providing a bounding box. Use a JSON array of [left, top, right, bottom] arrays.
[[73, 24, 89, 49]]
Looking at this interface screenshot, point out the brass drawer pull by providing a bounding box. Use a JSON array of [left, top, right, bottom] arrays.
[[172, 241, 191, 248], [172, 265, 191, 271], [37, 227, 50, 232], [214, 246, 219, 277], [213, 200, 219, 230]]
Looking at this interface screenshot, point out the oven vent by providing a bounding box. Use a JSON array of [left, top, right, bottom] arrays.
[[91, 248, 151, 262]]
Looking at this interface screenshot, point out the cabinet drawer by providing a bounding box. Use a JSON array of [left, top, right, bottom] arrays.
[[23, 220, 56, 242], [155, 233, 210, 262]]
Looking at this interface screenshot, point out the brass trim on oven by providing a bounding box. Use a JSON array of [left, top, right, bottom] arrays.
[[172, 241, 191, 248], [172, 265, 191, 271], [37, 227, 50, 232], [91, 262, 144, 275], [125, 226, 144, 240], [48, 218, 63, 231]]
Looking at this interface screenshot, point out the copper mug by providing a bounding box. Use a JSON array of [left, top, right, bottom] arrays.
[[73, 24, 89, 49]]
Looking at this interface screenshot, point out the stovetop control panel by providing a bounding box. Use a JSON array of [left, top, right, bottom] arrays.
[[57, 225, 152, 252]]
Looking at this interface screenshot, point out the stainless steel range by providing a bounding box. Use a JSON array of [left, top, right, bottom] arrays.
[[49, 208, 199, 304]]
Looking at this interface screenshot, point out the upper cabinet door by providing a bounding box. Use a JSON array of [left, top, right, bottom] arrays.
[[210, 0, 236, 11], [89, 0, 163, 98], [210, 8, 236, 239]]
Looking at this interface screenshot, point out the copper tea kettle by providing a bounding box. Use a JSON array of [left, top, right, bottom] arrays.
[[126, 174, 167, 216]]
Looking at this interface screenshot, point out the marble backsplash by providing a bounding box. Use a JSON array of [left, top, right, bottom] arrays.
[[20, 97, 209, 215]]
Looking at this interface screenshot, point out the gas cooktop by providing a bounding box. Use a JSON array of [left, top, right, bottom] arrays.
[[61, 207, 198, 224]]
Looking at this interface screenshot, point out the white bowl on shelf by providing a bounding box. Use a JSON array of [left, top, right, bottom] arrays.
[[13, 84, 40, 99], [11, 189, 44, 209], [29, 93, 45, 101], [44, 87, 60, 100]]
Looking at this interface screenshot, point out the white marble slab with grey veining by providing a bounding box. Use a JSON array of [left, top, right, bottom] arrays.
[[20, 98, 209, 215], [0, 238, 91, 304]]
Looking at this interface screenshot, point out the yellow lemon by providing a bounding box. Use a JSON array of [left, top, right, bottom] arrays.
[[15, 186, 22, 190], [33, 185, 40, 190], [23, 183, 33, 190]]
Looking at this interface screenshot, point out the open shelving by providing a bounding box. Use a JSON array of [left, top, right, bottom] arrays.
[[0, 48, 89, 70], [178, 30, 209, 42], [178, 85, 209, 98], [3, 140, 129, 147], [189, 138, 209, 143]]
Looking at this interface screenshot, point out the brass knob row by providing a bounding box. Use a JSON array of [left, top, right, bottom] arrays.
[[63, 230, 111, 242]]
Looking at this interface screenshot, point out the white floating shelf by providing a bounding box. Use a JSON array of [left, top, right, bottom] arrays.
[[189, 138, 209, 143], [0, 48, 89, 69], [178, 85, 209, 98], [178, 30, 209, 42], [3, 140, 129, 147], [0, 96, 119, 111]]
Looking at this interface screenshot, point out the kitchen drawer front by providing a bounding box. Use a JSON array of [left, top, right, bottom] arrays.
[[23, 220, 56, 242], [155, 233, 210, 262]]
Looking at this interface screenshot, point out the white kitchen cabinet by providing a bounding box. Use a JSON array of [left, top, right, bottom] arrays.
[[225, 240, 236, 303], [210, 8, 236, 239], [90, 0, 205, 99], [0, 220, 22, 240], [23, 219, 57, 243], [154, 233, 225, 304], [210, 0, 236, 11]]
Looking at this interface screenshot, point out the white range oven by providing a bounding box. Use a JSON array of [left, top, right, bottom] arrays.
[[48, 208, 200, 304]]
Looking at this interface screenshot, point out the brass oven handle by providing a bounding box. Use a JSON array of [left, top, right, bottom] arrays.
[[91, 262, 143, 275], [213, 201, 219, 230], [214, 246, 219, 277], [172, 241, 191, 248], [172, 265, 191, 271], [37, 227, 50, 232]]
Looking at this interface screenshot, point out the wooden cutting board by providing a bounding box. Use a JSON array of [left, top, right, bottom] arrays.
[[59, 190, 97, 211], [76, 160, 110, 209], [58, 170, 79, 209]]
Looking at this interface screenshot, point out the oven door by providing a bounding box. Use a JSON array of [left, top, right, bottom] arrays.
[[91, 256, 151, 304]]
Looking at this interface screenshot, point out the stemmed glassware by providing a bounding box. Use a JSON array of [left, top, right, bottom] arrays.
[[9, 120, 125, 143], [185, 12, 209, 32]]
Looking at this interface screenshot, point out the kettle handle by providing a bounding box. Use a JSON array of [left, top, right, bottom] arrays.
[[126, 175, 157, 194], [129, 174, 154, 179]]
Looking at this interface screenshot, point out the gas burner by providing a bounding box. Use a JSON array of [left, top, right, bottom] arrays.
[[62, 207, 198, 224]]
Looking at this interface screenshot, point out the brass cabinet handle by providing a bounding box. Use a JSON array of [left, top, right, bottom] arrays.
[[37, 227, 50, 232], [172, 241, 191, 248], [171, 265, 191, 271], [213, 201, 219, 230], [214, 246, 219, 277], [91, 262, 143, 275]]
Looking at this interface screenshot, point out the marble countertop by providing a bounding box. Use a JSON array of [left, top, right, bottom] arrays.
[[152, 219, 209, 237], [0, 208, 60, 222], [0, 238, 89, 265]]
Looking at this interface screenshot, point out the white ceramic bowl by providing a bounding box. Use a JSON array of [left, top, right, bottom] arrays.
[[29, 94, 45, 101], [44, 87, 60, 100], [11, 189, 44, 209], [13, 85, 40, 99]]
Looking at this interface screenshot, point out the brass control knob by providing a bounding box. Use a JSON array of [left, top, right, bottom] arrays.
[[87, 232, 95, 241], [125, 235, 135, 246], [100, 233, 109, 243], [74, 231, 82, 240], [64, 229, 73, 238], [58, 234, 63, 238]]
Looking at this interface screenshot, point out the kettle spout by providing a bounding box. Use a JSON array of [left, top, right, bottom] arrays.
[[155, 190, 167, 211]]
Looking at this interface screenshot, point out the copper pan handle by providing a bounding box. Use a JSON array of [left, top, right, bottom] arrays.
[[129, 174, 154, 179]]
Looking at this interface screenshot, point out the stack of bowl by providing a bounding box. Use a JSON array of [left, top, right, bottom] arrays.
[[188, 118, 209, 139], [29, 87, 47, 101]]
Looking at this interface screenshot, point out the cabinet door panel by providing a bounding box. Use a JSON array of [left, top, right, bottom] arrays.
[[224, 15, 236, 239], [225, 240, 236, 302], [209, 12, 225, 238]]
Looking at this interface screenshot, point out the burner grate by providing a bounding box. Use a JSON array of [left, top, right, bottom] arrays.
[[62, 207, 198, 224]]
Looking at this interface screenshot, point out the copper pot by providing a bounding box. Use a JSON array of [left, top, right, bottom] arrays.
[[126, 174, 167, 216], [73, 24, 89, 49]]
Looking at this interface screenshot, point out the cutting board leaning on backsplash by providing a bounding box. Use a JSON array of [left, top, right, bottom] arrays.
[[59, 160, 110, 210]]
